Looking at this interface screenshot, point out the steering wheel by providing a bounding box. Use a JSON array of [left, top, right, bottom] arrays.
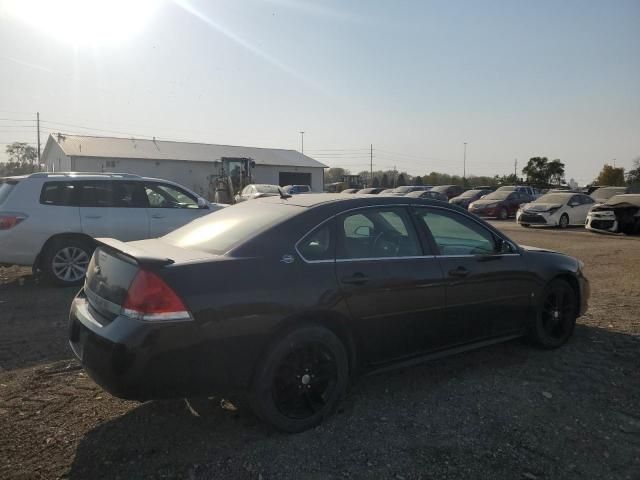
[[372, 231, 401, 257]]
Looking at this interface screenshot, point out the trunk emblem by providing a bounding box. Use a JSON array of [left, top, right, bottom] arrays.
[[281, 254, 295, 264]]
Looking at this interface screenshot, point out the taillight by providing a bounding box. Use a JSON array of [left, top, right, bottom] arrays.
[[122, 270, 192, 322], [0, 213, 27, 230]]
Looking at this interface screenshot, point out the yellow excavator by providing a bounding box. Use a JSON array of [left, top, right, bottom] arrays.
[[210, 157, 255, 204]]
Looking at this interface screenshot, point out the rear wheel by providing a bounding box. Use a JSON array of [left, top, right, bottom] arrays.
[[498, 207, 508, 220], [558, 213, 569, 229], [248, 325, 349, 433], [528, 279, 577, 349], [42, 238, 93, 287]]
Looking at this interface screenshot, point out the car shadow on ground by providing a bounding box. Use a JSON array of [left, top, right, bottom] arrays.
[[66, 325, 640, 480]]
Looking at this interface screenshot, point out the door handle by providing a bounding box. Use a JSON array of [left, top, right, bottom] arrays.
[[151, 214, 166, 219], [341, 273, 369, 285], [448, 266, 470, 278], [84, 215, 102, 219]]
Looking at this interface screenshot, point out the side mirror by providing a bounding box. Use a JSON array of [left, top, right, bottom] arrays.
[[197, 197, 209, 209]]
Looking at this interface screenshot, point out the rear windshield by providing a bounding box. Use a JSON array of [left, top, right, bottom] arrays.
[[162, 201, 302, 254], [0, 180, 17, 205], [497, 186, 516, 191]]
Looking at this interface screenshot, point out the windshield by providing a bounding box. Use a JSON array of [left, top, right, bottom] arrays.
[[592, 187, 626, 201], [534, 194, 571, 204], [163, 202, 300, 254], [458, 189, 482, 198], [497, 186, 517, 191], [0, 180, 17, 205], [431, 186, 451, 193], [482, 191, 511, 200], [392, 186, 416, 194]]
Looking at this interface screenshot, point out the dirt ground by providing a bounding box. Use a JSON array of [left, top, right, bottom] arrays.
[[1, 223, 639, 480]]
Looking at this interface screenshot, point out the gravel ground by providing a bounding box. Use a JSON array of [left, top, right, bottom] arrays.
[[1, 223, 639, 480]]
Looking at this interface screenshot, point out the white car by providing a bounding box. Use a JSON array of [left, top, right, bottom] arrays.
[[586, 194, 640, 235], [0, 172, 225, 286], [516, 192, 595, 228], [234, 184, 281, 203]]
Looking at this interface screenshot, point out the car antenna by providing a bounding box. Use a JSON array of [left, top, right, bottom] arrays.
[[278, 187, 292, 199]]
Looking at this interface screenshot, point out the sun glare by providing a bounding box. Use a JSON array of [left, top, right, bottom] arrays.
[[2, 0, 160, 47]]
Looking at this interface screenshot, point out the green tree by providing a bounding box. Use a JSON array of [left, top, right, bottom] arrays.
[[522, 157, 565, 188], [381, 173, 390, 188], [324, 167, 350, 184], [413, 175, 423, 186], [372, 176, 380, 188], [397, 173, 406, 186], [1, 142, 39, 176], [626, 158, 640, 185], [595, 164, 626, 186]]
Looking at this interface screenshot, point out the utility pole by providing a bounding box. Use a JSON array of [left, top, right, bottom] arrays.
[[36, 112, 41, 165], [370, 144, 373, 186], [463, 142, 467, 181], [299, 131, 305, 155], [514, 158, 518, 178]]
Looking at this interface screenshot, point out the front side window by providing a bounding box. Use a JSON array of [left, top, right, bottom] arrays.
[[416, 208, 497, 256], [297, 221, 334, 261], [113, 182, 147, 207], [145, 183, 198, 209], [337, 207, 421, 259]]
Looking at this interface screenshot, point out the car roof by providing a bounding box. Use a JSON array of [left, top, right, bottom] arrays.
[[254, 192, 462, 209]]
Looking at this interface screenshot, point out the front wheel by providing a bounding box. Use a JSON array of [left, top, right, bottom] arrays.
[[42, 238, 93, 287], [248, 325, 349, 433], [498, 207, 508, 220], [528, 279, 577, 349], [558, 213, 569, 229]]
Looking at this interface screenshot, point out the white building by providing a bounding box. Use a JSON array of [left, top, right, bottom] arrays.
[[41, 134, 327, 199]]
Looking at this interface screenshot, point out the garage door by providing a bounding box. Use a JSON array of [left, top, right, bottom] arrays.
[[279, 172, 311, 187]]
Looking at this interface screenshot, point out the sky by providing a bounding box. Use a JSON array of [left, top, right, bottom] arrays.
[[0, 0, 638, 184]]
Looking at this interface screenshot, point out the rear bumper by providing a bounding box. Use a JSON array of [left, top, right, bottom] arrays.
[[68, 290, 233, 400]]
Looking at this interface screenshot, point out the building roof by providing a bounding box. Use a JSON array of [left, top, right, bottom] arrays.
[[44, 134, 327, 169]]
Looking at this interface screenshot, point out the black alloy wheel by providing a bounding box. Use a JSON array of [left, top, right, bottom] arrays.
[[529, 279, 577, 348], [249, 325, 349, 432], [272, 343, 338, 420]]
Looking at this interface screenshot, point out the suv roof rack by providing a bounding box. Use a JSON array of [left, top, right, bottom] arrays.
[[28, 172, 143, 179]]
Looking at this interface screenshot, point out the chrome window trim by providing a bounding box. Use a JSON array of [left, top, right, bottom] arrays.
[[295, 202, 521, 264], [335, 255, 437, 263]]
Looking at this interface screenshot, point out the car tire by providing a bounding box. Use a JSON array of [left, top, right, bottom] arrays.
[[558, 213, 569, 229], [248, 325, 349, 433], [528, 279, 577, 349], [521, 223, 530, 228], [498, 207, 508, 220], [42, 237, 93, 287]]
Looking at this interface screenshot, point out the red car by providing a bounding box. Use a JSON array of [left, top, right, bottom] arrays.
[[468, 191, 532, 219]]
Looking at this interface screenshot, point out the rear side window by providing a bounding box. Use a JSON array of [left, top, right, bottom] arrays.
[[40, 182, 77, 206], [0, 181, 18, 205], [417, 208, 496, 255], [77, 181, 114, 207], [297, 221, 334, 261]]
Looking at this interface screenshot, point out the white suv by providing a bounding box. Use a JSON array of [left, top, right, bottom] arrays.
[[0, 172, 224, 286]]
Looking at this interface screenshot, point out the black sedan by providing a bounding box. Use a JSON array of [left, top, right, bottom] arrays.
[[69, 194, 589, 432]]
